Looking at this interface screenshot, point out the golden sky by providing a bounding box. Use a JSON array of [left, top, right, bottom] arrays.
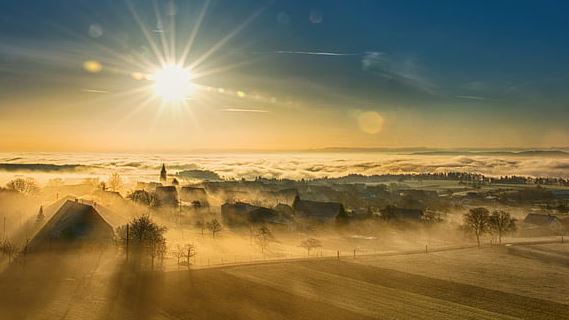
[[1, 0, 568, 152]]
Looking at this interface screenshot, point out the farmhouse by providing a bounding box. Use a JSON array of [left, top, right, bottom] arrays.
[[155, 186, 178, 207], [221, 202, 292, 226], [293, 198, 345, 223], [381, 206, 424, 221], [180, 186, 209, 207], [523, 213, 564, 232], [221, 202, 260, 225], [27, 199, 121, 251]]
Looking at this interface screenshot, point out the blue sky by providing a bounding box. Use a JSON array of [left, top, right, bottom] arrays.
[[0, 0, 568, 151]]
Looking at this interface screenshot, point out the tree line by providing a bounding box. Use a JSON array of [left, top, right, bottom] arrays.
[[463, 208, 516, 247]]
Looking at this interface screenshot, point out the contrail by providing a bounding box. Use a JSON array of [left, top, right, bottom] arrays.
[[82, 89, 110, 94], [456, 95, 486, 101], [254, 50, 361, 56]]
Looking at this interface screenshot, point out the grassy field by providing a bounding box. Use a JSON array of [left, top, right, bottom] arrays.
[[0, 244, 568, 319]]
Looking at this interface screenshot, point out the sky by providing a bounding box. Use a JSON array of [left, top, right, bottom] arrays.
[[1, 0, 568, 152]]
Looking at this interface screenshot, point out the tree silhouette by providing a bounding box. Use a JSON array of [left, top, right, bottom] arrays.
[[0, 240, 18, 263], [6, 178, 39, 195], [116, 215, 167, 269], [463, 207, 490, 248], [255, 226, 275, 254], [206, 218, 223, 238], [299, 238, 322, 256], [489, 210, 516, 244], [107, 172, 122, 192]]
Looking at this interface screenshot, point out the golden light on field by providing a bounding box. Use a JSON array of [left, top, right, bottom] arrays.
[[152, 65, 194, 103], [357, 111, 384, 134]]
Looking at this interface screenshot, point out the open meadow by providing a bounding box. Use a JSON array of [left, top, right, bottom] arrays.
[[1, 242, 567, 320]]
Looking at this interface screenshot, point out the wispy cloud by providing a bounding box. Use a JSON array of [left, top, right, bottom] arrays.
[[254, 50, 360, 56], [456, 95, 486, 101], [82, 89, 110, 94], [221, 108, 269, 113], [361, 51, 437, 95]]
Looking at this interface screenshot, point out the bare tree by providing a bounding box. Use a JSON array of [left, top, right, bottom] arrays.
[[6, 178, 39, 195], [195, 219, 206, 237], [463, 207, 490, 248], [299, 238, 322, 256], [489, 210, 516, 244], [184, 243, 197, 266], [255, 225, 275, 254], [128, 190, 158, 208], [172, 244, 185, 267], [1, 240, 19, 263], [206, 218, 223, 238], [107, 172, 123, 192]]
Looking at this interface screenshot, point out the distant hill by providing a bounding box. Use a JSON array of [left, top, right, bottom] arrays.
[[0, 163, 86, 172], [177, 169, 222, 181], [411, 150, 569, 157]]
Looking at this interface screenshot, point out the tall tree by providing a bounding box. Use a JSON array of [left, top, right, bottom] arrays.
[[206, 218, 223, 238], [0, 240, 18, 263], [255, 226, 275, 254], [489, 210, 516, 244], [107, 172, 122, 192], [116, 215, 167, 269], [299, 238, 322, 256], [463, 207, 490, 248]]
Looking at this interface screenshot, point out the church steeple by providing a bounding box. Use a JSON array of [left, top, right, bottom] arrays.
[[160, 163, 167, 182]]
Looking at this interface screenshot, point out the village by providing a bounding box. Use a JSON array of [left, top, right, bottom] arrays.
[[0, 163, 568, 270]]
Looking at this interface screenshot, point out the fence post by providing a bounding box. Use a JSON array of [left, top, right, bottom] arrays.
[[425, 244, 428, 254], [126, 224, 129, 262], [337, 250, 340, 260]]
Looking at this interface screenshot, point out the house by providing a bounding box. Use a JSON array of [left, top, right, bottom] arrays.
[[155, 186, 178, 207], [27, 199, 121, 251], [249, 207, 290, 225], [523, 213, 564, 233], [135, 181, 162, 192], [180, 186, 209, 207], [258, 188, 299, 207], [221, 202, 259, 225], [274, 203, 294, 217], [293, 198, 345, 223], [221, 202, 292, 226], [381, 206, 424, 221]]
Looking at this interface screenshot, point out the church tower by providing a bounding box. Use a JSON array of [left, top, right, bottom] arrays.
[[160, 163, 167, 182]]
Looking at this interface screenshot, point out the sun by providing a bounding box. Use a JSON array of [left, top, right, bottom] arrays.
[[152, 65, 194, 103]]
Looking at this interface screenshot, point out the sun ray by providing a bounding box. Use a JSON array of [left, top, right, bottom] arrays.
[[125, 0, 167, 67], [152, 0, 171, 64], [168, 1, 177, 64], [191, 57, 257, 81], [188, 5, 265, 70], [179, 0, 211, 66], [48, 22, 157, 72]]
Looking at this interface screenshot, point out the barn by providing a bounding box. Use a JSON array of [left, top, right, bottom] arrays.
[[27, 199, 121, 251]]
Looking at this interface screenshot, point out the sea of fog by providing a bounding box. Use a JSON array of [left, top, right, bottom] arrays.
[[1, 151, 569, 185]]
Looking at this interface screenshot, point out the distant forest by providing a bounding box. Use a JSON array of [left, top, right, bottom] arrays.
[[255, 172, 569, 187]]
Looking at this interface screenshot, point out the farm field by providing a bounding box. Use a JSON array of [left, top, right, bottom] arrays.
[[1, 243, 568, 319]]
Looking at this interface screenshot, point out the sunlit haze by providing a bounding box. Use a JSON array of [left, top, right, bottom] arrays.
[[1, 1, 569, 152], [0, 2, 568, 320]]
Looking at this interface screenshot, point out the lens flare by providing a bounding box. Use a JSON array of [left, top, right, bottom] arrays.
[[357, 111, 385, 134]]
